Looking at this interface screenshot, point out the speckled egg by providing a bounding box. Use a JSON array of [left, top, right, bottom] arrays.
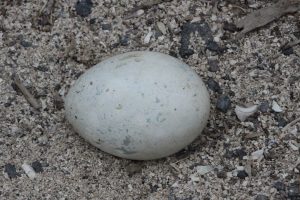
[[65, 51, 210, 160]]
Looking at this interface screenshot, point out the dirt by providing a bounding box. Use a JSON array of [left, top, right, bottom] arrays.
[[0, 0, 300, 199]]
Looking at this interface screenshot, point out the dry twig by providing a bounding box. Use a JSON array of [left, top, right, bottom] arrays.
[[236, 0, 300, 38], [13, 75, 41, 110], [282, 117, 300, 132]]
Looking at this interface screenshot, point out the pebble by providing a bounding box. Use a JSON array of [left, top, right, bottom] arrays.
[[288, 182, 300, 198], [208, 59, 220, 72], [156, 22, 167, 35], [206, 40, 225, 54], [101, 23, 112, 31], [119, 35, 130, 46], [237, 170, 248, 179], [273, 181, 286, 191], [20, 40, 32, 48], [255, 194, 269, 200], [4, 163, 19, 179], [75, 0, 93, 17], [226, 148, 247, 160], [217, 170, 227, 179], [281, 47, 293, 56], [275, 115, 287, 127], [272, 100, 283, 112], [259, 101, 269, 113], [216, 95, 231, 112], [31, 161, 44, 173], [179, 22, 213, 58], [206, 78, 222, 93], [22, 163, 37, 179]]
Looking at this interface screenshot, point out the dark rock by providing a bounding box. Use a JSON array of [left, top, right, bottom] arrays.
[[4, 163, 19, 179], [273, 181, 286, 191], [150, 184, 159, 193], [89, 18, 96, 24], [101, 23, 112, 31], [255, 194, 269, 200], [216, 95, 231, 112], [36, 65, 48, 72], [206, 78, 222, 93], [119, 35, 129, 46], [206, 40, 226, 54], [75, 0, 93, 17], [223, 21, 240, 32], [259, 101, 269, 113], [20, 40, 32, 48], [179, 21, 213, 58], [281, 47, 293, 56], [274, 114, 288, 128], [146, 18, 154, 26], [230, 148, 247, 160], [217, 170, 227, 179], [277, 117, 287, 128], [237, 170, 248, 179], [208, 59, 220, 72], [31, 161, 44, 173], [169, 50, 178, 58], [288, 182, 300, 199]]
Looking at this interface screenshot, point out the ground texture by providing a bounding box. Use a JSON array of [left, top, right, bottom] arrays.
[[0, 0, 300, 199]]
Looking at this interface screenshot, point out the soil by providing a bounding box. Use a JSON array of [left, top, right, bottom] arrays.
[[0, 0, 300, 199]]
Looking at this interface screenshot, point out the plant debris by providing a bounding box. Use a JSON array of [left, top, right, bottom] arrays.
[[235, 0, 300, 38]]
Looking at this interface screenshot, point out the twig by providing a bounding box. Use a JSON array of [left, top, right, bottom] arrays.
[[235, 0, 300, 39], [13, 75, 41, 110], [282, 117, 300, 132]]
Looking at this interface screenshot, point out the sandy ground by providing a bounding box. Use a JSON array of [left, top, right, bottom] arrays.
[[1, 0, 300, 199]]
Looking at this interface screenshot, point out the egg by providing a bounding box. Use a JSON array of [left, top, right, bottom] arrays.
[[65, 51, 210, 160]]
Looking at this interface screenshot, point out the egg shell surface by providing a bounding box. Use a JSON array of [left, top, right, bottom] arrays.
[[65, 51, 210, 160]]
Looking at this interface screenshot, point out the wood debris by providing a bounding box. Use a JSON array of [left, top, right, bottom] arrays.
[[13, 75, 41, 110], [235, 0, 300, 38]]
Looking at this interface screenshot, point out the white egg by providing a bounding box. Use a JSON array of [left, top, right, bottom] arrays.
[[65, 51, 210, 160]]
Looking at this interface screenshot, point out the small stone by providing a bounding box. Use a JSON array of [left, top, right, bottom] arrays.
[[217, 170, 227, 179], [101, 23, 112, 31], [232, 148, 247, 160], [119, 35, 130, 46], [4, 163, 19, 179], [206, 40, 225, 54], [259, 101, 269, 113], [276, 116, 287, 127], [208, 59, 220, 72], [156, 22, 167, 35], [288, 182, 300, 198], [255, 194, 269, 200], [273, 181, 286, 191], [216, 95, 231, 112], [31, 161, 44, 173], [237, 170, 248, 179], [206, 78, 222, 93], [272, 100, 283, 112], [281, 47, 293, 56], [75, 0, 93, 17], [20, 40, 32, 48]]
